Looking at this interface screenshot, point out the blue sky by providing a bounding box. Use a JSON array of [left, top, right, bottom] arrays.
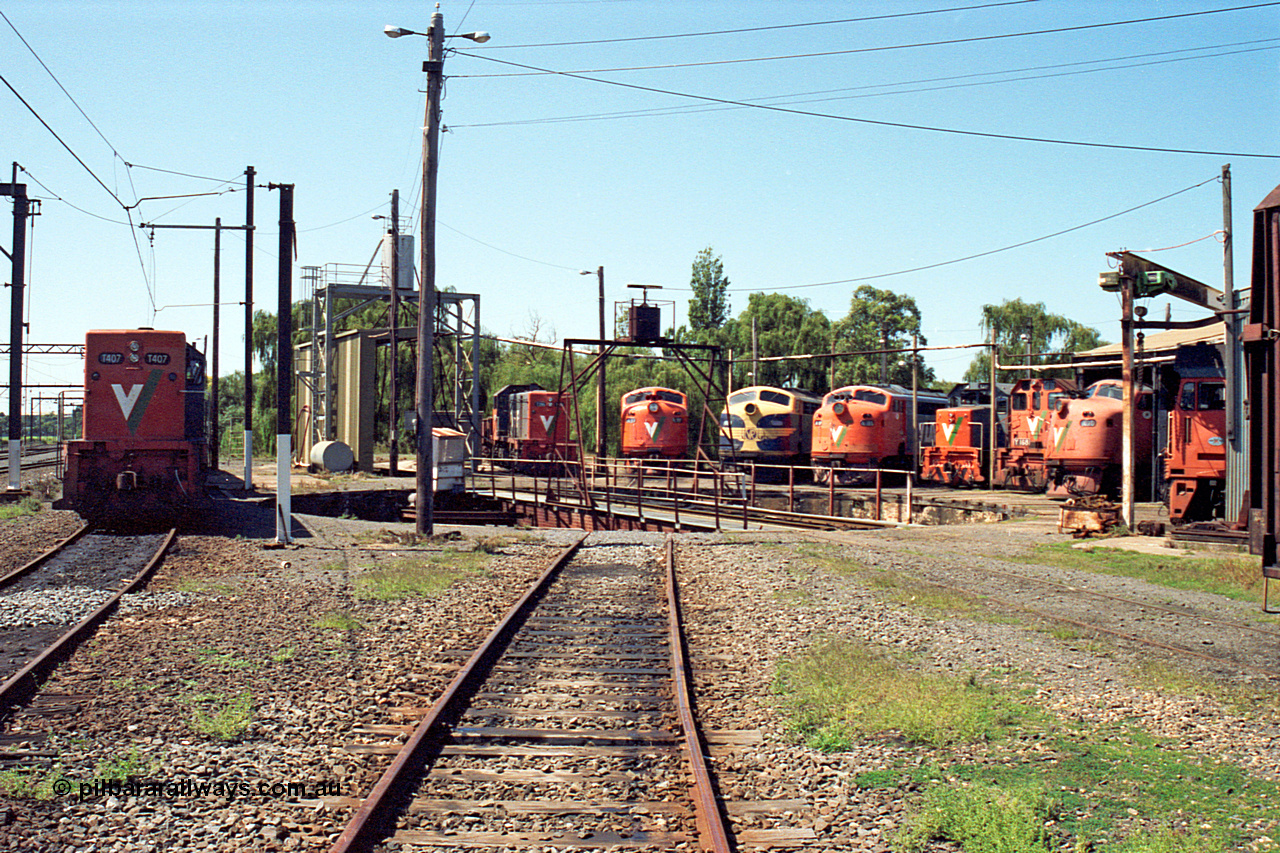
[[4, 0, 1278, 402]]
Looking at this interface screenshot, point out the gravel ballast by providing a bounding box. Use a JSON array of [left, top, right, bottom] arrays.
[[0, 508, 1276, 851]]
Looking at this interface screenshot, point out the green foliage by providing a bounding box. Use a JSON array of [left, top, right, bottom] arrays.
[[312, 610, 362, 631], [773, 637, 1011, 750], [687, 246, 730, 337], [830, 286, 936, 389], [893, 780, 1056, 853], [0, 766, 70, 800], [965, 298, 1105, 383], [0, 496, 43, 520], [721, 292, 832, 390], [1019, 542, 1265, 603], [353, 551, 488, 600], [190, 691, 253, 741]]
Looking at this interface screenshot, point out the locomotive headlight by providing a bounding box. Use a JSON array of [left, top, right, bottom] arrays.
[[129, 353, 139, 363], [832, 402, 845, 415], [648, 402, 659, 413], [129, 341, 140, 352]]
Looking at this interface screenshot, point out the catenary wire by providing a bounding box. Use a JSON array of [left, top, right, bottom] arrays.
[[451, 52, 1280, 159], [452, 40, 1280, 128], [480, 0, 1043, 49], [459, 2, 1280, 76]]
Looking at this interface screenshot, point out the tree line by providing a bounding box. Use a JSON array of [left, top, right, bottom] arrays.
[[213, 246, 1104, 458]]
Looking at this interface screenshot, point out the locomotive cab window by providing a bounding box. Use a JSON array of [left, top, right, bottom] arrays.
[[729, 391, 756, 405], [625, 393, 645, 405], [656, 390, 685, 405], [1199, 381, 1226, 411], [1011, 393, 1027, 410], [759, 390, 790, 406], [853, 390, 887, 405]]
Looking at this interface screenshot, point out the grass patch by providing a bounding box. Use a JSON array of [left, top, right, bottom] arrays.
[[0, 496, 43, 520], [862, 710, 1278, 851], [94, 747, 154, 782], [269, 645, 296, 663], [893, 779, 1056, 852], [0, 766, 68, 800], [1019, 542, 1265, 604], [773, 637, 1015, 750], [313, 610, 361, 631], [194, 648, 258, 671], [190, 691, 253, 741], [172, 578, 240, 595], [353, 551, 489, 601], [1132, 658, 1279, 718]]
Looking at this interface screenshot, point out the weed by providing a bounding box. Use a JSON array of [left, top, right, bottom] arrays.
[[1018, 543, 1265, 603], [313, 610, 361, 631], [269, 645, 296, 663], [892, 780, 1056, 852], [774, 637, 1014, 750], [191, 691, 253, 741], [94, 748, 154, 782], [1108, 824, 1235, 852], [353, 552, 487, 601], [109, 676, 156, 692], [0, 496, 43, 521], [0, 766, 68, 800]]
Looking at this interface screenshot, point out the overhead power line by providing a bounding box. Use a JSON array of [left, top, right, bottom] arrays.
[[712, 176, 1223, 293], [452, 52, 1280, 159], [452, 39, 1280, 128], [483, 0, 1043, 49], [460, 2, 1280, 77]]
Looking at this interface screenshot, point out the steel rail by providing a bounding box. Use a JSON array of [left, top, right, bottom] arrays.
[[811, 531, 1280, 679], [0, 528, 177, 711], [967, 556, 1280, 645], [665, 536, 733, 853], [0, 521, 89, 588], [330, 533, 587, 853]]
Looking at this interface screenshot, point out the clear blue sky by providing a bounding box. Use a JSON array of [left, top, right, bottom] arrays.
[[4, 0, 1278, 402]]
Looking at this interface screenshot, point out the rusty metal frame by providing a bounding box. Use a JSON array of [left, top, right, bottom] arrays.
[[1246, 183, 1280, 577]]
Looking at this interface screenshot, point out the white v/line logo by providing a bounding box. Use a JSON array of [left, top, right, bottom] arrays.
[[112, 384, 145, 420]]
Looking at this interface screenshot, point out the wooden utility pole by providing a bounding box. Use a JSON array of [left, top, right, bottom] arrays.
[[389, 189, 401, 477], [416, 9, 444, 535], [988, 328, 998, 488], [1120, 261, 1136, 529]]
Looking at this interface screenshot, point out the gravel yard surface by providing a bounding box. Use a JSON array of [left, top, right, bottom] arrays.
[[0, 507, 1276, 852]]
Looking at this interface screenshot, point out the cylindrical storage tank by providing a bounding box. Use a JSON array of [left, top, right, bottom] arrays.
[[310, 440, 355, 473]]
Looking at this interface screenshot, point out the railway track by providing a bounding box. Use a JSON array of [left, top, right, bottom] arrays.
[[0, 527, 176, 711], [816, 531, 1280, 681], [331, 535, 825, 852]]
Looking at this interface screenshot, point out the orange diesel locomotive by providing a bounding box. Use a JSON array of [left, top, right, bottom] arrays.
[[1164, 344, 1227, 523], [620, 387, 688, 459], [991, 377, 1078, 491], [483, 384, 577, 470], [811, 385, 947, 483], [58, 329, 209, 526], [1044, 378, 1155, 499]]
